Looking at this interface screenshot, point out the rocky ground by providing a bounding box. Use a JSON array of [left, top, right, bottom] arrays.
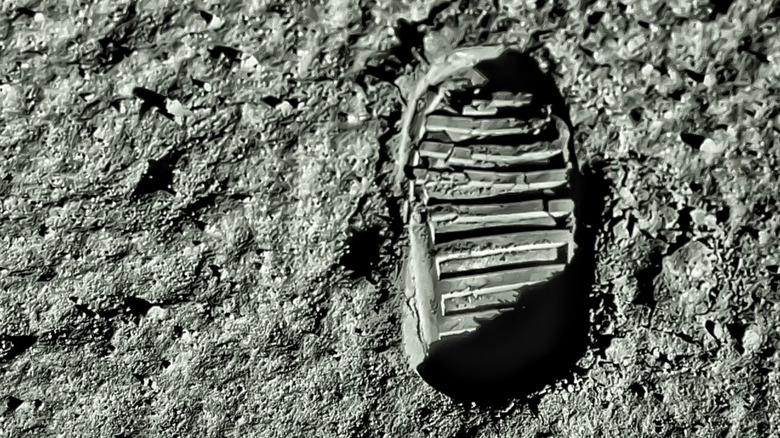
[[1, 0, 779, 436]]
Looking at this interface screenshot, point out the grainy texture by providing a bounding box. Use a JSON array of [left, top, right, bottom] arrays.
[[0, 0, 779, 436]]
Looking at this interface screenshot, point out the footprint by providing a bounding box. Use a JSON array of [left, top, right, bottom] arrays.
[[396, 46, 595, 402]]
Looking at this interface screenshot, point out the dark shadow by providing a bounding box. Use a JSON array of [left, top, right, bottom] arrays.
[[470, 49, 571, 126], [340, 224, 387, 284], [0, 335, 38, 363], [417, 270, 587, 403], [412, 49, 608, 404]]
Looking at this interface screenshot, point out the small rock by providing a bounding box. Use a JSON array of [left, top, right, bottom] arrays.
[[618, 187, 638, 208], [700, 138, 725, 155], [759, 230, 771, 245], [691, 208, 718, 230], [424, 27, 458, 63], [742, 326, 764, 354], [626, 34, 646, 54], [147, 306, 168, 320], [208, 14, 225, 29], [636, 210, 661, 234], [663, 240, 714, 281], [165, 99, 192, 119], [241, 54, 259, 70], [297, 48, 314, 78], [276, 101, 294, 116], [703, 73, 716, 88], [613, 219, 630, 241]]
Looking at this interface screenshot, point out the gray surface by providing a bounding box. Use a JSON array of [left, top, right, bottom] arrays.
[[1, 0, 779, 436]]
